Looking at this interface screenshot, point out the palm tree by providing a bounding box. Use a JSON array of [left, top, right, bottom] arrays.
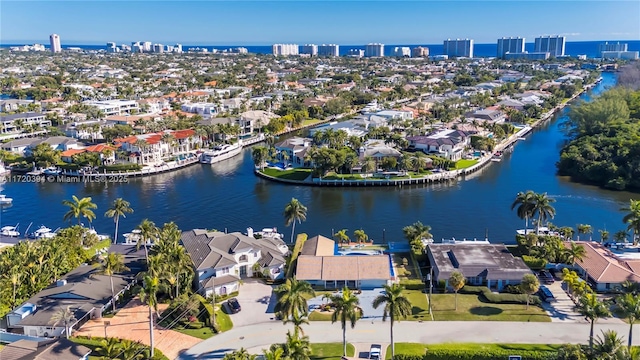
[[49, 306, 77, 338], [576, 293, 611, 349], [592, 330, 627, 360], [104, 198, 133, 244], [280, 327, 311, 360], [622, 199, 640, 245], [615, 230, 629, 243], [284, 198, 308, 243], [599, 229, 610, 243], [274, 278, 315, 321], [284, 310, 310, 335], [139, 275, 160, 358], [372, 283, 412, 359], [353, 229, 369, 245], [564, 242, 586, 266], [577, 224, 593, 241], [62, 195, 97, 226], [263, 347, 285, 360], [96, 338, 121, 359], [333, 229, 350, 248], [531, 192, 556, 234], [137, 219, 158, 261], [324, 287, 361, 356], [615, 293, 640, 350], [96, 252, 129, 313], [449, 271, 466, 311], [519, 273, 540, 310], [511, 190, 536, 229], [402, 221, 432, 253]]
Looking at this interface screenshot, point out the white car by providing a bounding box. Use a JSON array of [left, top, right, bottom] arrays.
[[369, 344, 382, 360]]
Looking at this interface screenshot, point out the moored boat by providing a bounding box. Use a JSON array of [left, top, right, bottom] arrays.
[[516, 227, 560, 237], [0, 194, 12, 205], [1, 225, 20, 237], [200, 143, 242, 164]]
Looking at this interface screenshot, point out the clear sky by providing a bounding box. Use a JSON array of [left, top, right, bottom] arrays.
[[1, 0, 639, 45]]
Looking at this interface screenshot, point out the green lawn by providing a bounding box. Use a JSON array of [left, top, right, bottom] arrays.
[[84, 238, 111, 258], [310, 343, 355, 360], [455, 159, 479, 169], [174, 310, 233, 339], [302, 119, 324, 127], [308, 311, 334, 321], [261, 168, 312, 181], [401, 291, 550, 322], [385, 343, 562, 359], [322, 172, 363, 180]]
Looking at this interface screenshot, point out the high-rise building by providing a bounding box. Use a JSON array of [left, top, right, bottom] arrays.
[[49, 34, 61, 53], [300, 44, 318, 56], [599, 42, 628, 56], [393, 47, 411, 57], [174, 44, 183, 53], [443, 39, 474, 58], [601, 51, 639, 60], [497, 37, 525, 59], [347, 49, 365, 58], [120, 44, 131, 52], [106, 42, 118, 53], [365, 43, 384, 57], [131, 42, 143, 53], [318, 44, 339, 57], [534, 36, 565, 57], [412, 46, 429, 58], [152, 44, 164, 53], [272, 44, 299, 56], [142, 41, 152, 52]]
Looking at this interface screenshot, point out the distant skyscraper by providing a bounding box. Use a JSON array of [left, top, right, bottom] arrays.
[[142, 41, 152, 52], [272, 44, 299, 56], [393, 47, 411, 57], [534, 36, 565, 57], [49, 34, 61, 53], [347, 49, 365, 58], [174, 44, 183, 53], [412, 46, 429, 58], [106, 42, 117, 53], [443, 39, 474, 58], [152, 44, 164, 53], [365, 43, 384, 57], [497, 37, 525, 59], [599, 42, 628, 56], [131, 42, 143, 53], [318, 44, 339, 57], [300, 44, 318, 56]]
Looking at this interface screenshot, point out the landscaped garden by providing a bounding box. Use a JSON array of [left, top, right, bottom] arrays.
[[385, 343, 561, 360], [159, 293, 233, 340], [454, 159, 479, 169]]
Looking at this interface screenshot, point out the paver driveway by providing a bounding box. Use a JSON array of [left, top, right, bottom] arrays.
[[225, 280, 278, 327], [75, 298, 201, 360]]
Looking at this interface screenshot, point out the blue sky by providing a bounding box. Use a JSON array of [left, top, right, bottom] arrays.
[[1, 1, 639, 45]]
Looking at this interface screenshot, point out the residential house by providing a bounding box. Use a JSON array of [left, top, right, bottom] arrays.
[[2, 138, 38, 156], [358, 139, 402, 161], [0, 99, 34, 112], [240, 110, 279, 130], [407, 129, 472, 161], [295, 235, 393, 289], [180, 229, 289, 297], [114, 129, 201, 165], [464, 109, 506, 123], [427, 243, 532, 291], [571, 241, 640, 292], [274, 137, 313, 168], [5, 245, 145, 338], [64, 120, 109, 140], [1, 112, 51, 134], [0, 338, 91, 360], [496, 99, 526, 112], [83, 100, 138, 116], [372, 110, 414, 121], [309, 120, 368, 138], [25, 137, 82, 156]]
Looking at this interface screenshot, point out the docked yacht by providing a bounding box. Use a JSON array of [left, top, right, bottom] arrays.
[[246, 227, 289, 255], [0, 194, 13, 205], [1, 225, 20, 237], [200, 143, 242, 164], [516, 227, 560, 236], [43, 167, 61, 176], [123, 229, 142, 244], [30, 225, 57, 239]]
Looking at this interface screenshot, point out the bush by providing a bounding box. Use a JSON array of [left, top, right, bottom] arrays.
[[97, 164, 142, 172], [394, 349, 557, 360], [72, 336, 169, 360], [522, 255, 548, 270], [214, 291, 239, 302], [503, 284, 524, 294], [186, 321, 204, 329], [459, 285, 541, 305], [400, 279, 425, 290]]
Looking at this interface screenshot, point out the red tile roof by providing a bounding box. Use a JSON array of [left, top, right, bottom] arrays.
[[61, 149, 86, 157], [572, 241, 640, 283], [85, 144, 116, 153]]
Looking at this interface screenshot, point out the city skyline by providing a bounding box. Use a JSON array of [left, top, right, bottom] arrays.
[[1, 1, 639, 45]]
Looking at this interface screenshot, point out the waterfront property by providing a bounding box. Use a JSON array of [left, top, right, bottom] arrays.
[[295, 235, 393, 289], [571, 241, 640, 292], [427, 242, 532, 291], [0, 338, 92, 360], [407, 130, 473, 161], [0, 112, 51, 135], [114, 129, 201, 165], [274, 137, 313, 168], [180, 229, 288, 297]]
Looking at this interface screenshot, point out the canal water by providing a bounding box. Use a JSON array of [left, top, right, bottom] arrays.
[[3, 72, 638, 243]]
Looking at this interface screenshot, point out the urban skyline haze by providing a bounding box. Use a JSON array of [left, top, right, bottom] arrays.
[[1, 1, 639, 45]]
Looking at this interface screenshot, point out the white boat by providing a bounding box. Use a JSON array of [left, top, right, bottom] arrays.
[[1, 225, 20, 237], [123, 229, 142, 244], [43, 167, 61, 176], [247, 227, 289, 255], [200, 143, 242, 164], [0, 194, 12, 205], [0, 164, 10, 176], [30, 225, 56, 239], [516, 227, 560, 236]]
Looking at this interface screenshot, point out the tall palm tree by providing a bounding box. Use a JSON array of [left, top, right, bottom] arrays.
[[599, 229, 610, 243], [284, 311, 310, 335], [531, 192, 556, 234], [104, 198, 134, 244], [622, 199, 640, 245], [576, 293, 611, 349], [333, 229, 350, 248], [615, 293, 640, 350], [592, 330, 627, 360], [353, 229, 369, 245], [577, 224, 593, 241], [372, 283, 412, 359], [511, 190, 536, 229], [565, 242, 586, 266], [284, 198, 308, 243], [136, 219, 158, 261], [96, 252, 129, 313], [62, 195, 97, 226], [279, 327, 311, 360], [324, 287, 361, 356], [49, 306, 77, 338], [139, 275, 160, 358], [263, 347, 285, 360], [274, 278, 315, 321]]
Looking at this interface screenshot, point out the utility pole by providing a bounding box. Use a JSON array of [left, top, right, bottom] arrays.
[[211, 277, 216, 328]]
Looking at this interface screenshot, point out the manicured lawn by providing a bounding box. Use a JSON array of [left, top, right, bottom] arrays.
[[455, 159, 479, 169], [302, 119, 324, 127], [261, 168, 312, 181], [174, 310, 233, 339], [385, 343, 562, 359], [404, 290, 431, 321], [308, 310, 334, 321], [430, 293, 550, 322], [310, 343, 355, 360], [322, 172, 363, 180], [84, 238, 111, 258]]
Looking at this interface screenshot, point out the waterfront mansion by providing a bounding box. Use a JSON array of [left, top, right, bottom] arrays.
[[114, 129, 202, 165]]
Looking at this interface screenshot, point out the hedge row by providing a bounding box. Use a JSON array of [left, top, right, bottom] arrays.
[[460, 285, 540, 305], [72, 336, 169, 360], [522, 255, 548, 270], [396, 350, 556, 360], [400, 279, 425, 290], [97, 164, 143, 172]]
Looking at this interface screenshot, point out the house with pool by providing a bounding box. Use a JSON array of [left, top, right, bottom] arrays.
[[295, 235, 394, 289]]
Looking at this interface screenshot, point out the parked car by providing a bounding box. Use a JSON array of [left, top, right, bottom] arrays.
[[369, 344, 382, 360], [537, 270, 554, 285], [538, 285, 556, 302], [227, 298, 241, 313]]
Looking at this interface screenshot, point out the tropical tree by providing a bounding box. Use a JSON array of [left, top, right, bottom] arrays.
[[252, 146, 269, 170], [138, 275, 160, 358], [372, 283, 412, 359], [402, 221, 432, 253], [615, 230, 629, 243], [576, 293, 611, 349], [274, 278, 315, 322], [449, 271, 466, 311], [511, 190, 536, 229], [353, 229, 369, 245], [520, 273, 540, 310], [136, 219, 158, 261], [324, 287, 361, 356], [96, 252, 129, 313], [224, 348, 256, 360], [556, 344, 587, 360], [599, 229, 610, 243], [104, 198, 134, 244], [577, 224, 593, 241], [96, 337, 122, 359], [62, 195, 97, 226], [284, 311, 310, 336], [615, 292, 640, 350], [278, 328, 311, 360], [622, 199, 640, 245], [284, 198, 308, 243], [263, 347, 285, 360], [592, 330, 627, 360], [530, 192, 556, 234], [333, 229, 350, 248], [564, 242, 586, 266], [49, 306, 77, 338]]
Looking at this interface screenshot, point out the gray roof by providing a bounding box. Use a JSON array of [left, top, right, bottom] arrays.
[[428, 243, 531, 281], [0, 338, 91, 360], [29, 136, 78, 147], [2, 138, 40, 148], [200, 274, 240, 289], [0, 112, 45, 121], [196, 117, 238, 126]]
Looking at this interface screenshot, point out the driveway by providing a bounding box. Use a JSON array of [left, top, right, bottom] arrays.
[[224, 280, 278, 327], [307, 289, 386, 321], [542, 282, 623, 324]]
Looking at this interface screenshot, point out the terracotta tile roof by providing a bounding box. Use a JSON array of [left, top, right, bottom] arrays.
[[60, 149, 86, 157], [572, 241, 640, 283], [204, 80, 218, 87], [296, 255, 391, 281], [172, 129, 195, 139], [85, 144, 116, 153]]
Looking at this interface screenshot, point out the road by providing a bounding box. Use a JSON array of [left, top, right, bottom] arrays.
[[177, 320, 640, 359]]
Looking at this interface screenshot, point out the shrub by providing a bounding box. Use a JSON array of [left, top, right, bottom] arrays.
[[71, 336, 170, 360], [459, 285, 541, 305], [503, 284, 524, 294], [97, 164, 142, 172], [522, 255, 548, 270], [186, 321, 204, 329], [400, 279, 425, 290], [394, 349, 557, 360]]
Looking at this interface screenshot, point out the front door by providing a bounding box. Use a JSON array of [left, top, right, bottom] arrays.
[[240, 265, 247, 277]]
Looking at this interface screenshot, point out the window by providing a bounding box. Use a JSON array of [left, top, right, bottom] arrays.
[[606, 283, 611, 290], [220, 267, 230, 275], [239, 255, 248, 262]]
